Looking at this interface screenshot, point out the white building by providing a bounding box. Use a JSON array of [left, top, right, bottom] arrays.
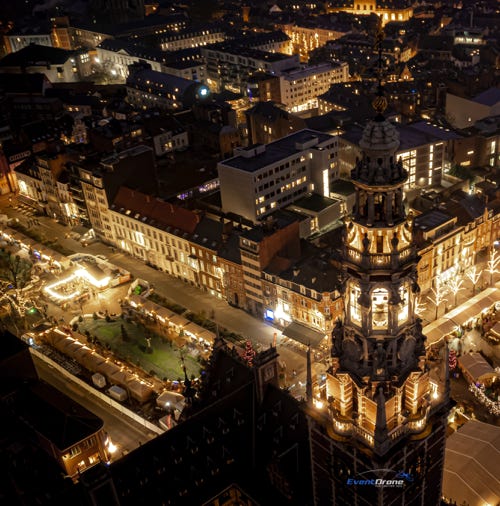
[[217, 129, 338, 223], [279, 62, 349, 112]]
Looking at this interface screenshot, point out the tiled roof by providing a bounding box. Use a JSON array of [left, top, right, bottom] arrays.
[[112, 187, 200, 234]]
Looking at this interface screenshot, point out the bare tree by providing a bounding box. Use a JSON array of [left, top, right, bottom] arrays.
[[427, 285, 448, 320], [485, 248, 499, 286], [447, 277, 464, 307], [465, 265, 482, 295], [414, 295, 427, 319]]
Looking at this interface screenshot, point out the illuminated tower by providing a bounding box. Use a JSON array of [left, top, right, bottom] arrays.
[[308, 23, 450, 506]]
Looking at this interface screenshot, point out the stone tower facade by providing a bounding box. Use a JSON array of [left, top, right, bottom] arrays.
[[308, 86, 450, 505]]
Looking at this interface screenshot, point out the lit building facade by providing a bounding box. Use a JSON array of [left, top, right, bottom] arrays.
[[279, 62, 350, 113], [327, 0, 415, 25], [278, 22, 348, 61], [239, 215, 301, 316], [262, 255, 344, 334], [217, 129, 339, 224], [158, 26, 226, 52], [201, 44, 299, 93], [339, 122, 454, 190], [312, 93, 449, 504]]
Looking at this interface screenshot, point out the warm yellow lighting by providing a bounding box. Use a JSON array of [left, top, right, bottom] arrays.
[[107, 439, 117, 454], [314, 399, 324, 409]]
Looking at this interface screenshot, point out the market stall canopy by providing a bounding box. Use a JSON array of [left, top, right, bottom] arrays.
[[97, 360, 121, 378], [80, 352, 105, 372], [443, 420, 500, 506], [127, 378, 154, 403], [142, 299, 158, 314], [198, 329, 216, 344], [110, 369, 131, 386], [156, 306, 175, 321], [156, 390, 185, 411], [458, 352, 498, 384], [282, 322, 326, 348], [183, 321, 206, 337], [169, 314, 190, 327]]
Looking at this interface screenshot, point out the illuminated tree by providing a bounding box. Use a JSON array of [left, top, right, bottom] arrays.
[[427, 284, 448, 320], [447, 277, 464, 307], [0, 250, 39, 331], [486, 248, 499, 286], [448, 348, 457, 371], [465, 265, 482, 295], [243, 340, 256, 367], [414, 295, 427, 318]]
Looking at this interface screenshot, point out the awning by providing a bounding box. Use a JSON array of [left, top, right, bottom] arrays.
[[282, 322, 326, 348], [169, 314, 190, 327]]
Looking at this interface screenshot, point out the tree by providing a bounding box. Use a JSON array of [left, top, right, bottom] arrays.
[[486, 248, 499, 286], [465, 265, 482, 295], [427, 284, 448, 320], [243, 340, 256, 367], [414, 295, 427, 318], [448, 348, 457, 371], [0, 250, 38, 331], [447, 276, 464, 307]]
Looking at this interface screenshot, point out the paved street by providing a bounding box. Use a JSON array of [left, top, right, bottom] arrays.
[[1, 194, 498, 401], [0, 195, 311, 395], [32, 351, 157, 458]]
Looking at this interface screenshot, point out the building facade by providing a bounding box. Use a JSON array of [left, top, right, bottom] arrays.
[[279, 62, 350, 113], [217, 129, 339, 223]]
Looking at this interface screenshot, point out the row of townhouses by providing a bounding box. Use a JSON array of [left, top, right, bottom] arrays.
[[13, 131, 500, 344]]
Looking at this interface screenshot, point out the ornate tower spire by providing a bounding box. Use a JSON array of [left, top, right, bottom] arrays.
[[324, 19, 448, 460]]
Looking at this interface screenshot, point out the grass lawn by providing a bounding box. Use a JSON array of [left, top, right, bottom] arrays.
[[77, 317, 201, 381]]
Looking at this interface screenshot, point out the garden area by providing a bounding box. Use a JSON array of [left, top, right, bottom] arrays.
[[75, 315, 202, 382]]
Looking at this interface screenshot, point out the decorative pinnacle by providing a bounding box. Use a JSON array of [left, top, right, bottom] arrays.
[[372, 16, 387, 117]]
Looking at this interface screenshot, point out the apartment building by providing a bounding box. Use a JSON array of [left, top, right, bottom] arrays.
[[262, 252, 343, 338], [239, 213, 301, 316], [125, 64, 210, 111], [96, 40, 165, 80], [217, 129, 338, 223], [413, 209, 467, 293], [4, 30, 53, 54], [413, 189, 494, 293], [78, 145, 158, 240], [279, 62, 349, 113], [233, 30, 292, 54], [0, 44, 91, 83], [97, 40, 207, 83], [339, 121, 459, 190], [201, 43, 299, 93], [157, 25, 226, 52], [14, 152, 81, 224]]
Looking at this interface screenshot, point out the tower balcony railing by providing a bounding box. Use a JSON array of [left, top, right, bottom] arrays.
[[346, 246, 415, 268]]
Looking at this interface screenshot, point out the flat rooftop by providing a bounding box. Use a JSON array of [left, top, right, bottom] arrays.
[[219, 129, 333, 173], [289, 193, 338, 212]]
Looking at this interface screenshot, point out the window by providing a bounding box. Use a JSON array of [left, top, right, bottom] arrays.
[[372, 289, 388, 329]]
